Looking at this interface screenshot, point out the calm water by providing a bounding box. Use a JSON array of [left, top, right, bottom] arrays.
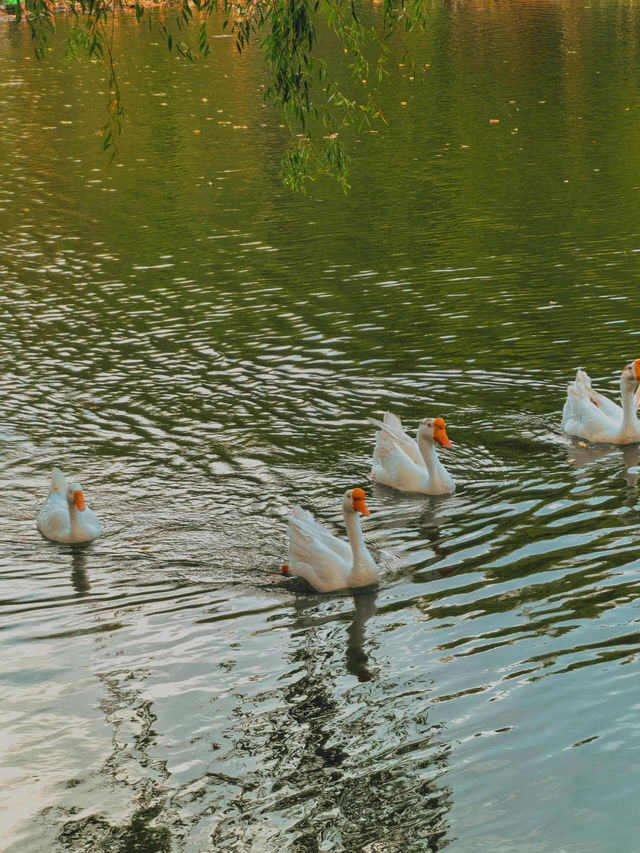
[[2, 1, 640, 850]]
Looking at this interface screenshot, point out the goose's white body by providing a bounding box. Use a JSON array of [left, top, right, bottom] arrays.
[[562, 363, 640, 445], [285, 490, 378, 593], [371, 412, 455, 494], [36, 468, 102, 544]]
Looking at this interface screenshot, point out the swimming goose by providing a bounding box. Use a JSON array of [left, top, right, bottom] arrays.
[[371, 412, 455, 494], [36, 467, 102, 543], [562, 360, 640, 444], [282, 488, 378, 592]]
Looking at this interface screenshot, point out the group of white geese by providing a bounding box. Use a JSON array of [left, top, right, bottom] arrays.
[[37, 360, 640, 593]]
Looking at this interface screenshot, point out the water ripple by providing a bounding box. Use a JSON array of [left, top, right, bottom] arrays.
[[4, 3, 640, 850]]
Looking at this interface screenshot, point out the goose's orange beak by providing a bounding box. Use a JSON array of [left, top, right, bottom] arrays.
[[433, 417, 452, 449], [73, 489, 85, 511], [351, 487, 370, 516], [634, 359, 640, 381]]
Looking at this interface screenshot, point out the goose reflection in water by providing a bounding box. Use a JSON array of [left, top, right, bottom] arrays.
[[286, 588, 379, 681], [70, 545, 91, 594], [345, 590, 377, 682], [371, 490, 458, 581], [564, 438, 640, 508]]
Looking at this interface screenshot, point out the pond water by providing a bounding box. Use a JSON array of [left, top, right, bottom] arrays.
[[2, 1, 640, 850]]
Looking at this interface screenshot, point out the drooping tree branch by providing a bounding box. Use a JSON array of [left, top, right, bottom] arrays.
[[22, 0, 427, 191]]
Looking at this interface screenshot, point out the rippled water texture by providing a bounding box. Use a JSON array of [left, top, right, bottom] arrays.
[[3, 1, 640, 850]]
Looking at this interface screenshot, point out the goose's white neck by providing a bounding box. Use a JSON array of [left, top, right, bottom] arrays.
[[620, 378, 639, 431], [67, 501, 84, 537], [343, 507, 375, 585], [419, 439, 454, 493]]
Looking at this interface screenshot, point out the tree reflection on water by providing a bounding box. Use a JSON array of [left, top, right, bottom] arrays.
[[49, 669, 173, 852], [209, 593, 453, 851]]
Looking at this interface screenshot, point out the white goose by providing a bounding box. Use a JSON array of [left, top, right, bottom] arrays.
[[36, 468, 102, 543], [562, 360, 640, 445], [282, 488, 378, 593], [371, 412, 455, 494]]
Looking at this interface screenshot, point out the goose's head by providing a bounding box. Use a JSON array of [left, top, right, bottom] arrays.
[[66, 484, 86, 512], [344, 487, 370, 517], [622, 360, 640, 385], [418, 417, 452, 449]]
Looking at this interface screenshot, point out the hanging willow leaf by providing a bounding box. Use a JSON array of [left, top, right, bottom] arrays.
[[26, 0, 428, 191]]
